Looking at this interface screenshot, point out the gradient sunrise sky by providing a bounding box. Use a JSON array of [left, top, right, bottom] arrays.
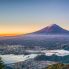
[[0, 0, 69, 36]]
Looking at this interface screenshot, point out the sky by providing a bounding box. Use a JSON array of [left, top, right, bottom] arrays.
[[0, 0, 69, 36]]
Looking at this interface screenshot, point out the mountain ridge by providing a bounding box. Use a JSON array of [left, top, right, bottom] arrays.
[[32, 24, 69, 34]]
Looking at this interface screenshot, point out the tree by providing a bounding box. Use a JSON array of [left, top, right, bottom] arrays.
[[0, 57, 4, 69], [43, 63, 69, 69]]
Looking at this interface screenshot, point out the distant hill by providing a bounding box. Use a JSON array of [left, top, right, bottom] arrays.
[[34, 54, 69, 63], [32, 24, 69, 34]]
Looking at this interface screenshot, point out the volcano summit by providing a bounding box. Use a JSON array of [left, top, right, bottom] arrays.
[[32, 24, 69, 35]]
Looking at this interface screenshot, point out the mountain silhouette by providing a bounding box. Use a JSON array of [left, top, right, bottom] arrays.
[[32, 24, 69, 34]]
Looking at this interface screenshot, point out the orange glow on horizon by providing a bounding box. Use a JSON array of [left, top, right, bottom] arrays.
[[0, 34, 19, 36], [0, 23, 69, 37], [0, 33, 25, 36]]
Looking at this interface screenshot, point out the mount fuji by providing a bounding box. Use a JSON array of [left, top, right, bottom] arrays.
[[32, 24, 69, 34]]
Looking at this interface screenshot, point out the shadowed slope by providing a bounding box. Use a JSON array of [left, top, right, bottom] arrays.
[[32, 24, 69, 34]]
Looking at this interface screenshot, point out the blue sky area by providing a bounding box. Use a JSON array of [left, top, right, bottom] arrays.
[[0, 0, 69, 34]]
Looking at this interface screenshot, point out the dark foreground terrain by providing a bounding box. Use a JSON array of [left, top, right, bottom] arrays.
[[44, 63, 69, 69]]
